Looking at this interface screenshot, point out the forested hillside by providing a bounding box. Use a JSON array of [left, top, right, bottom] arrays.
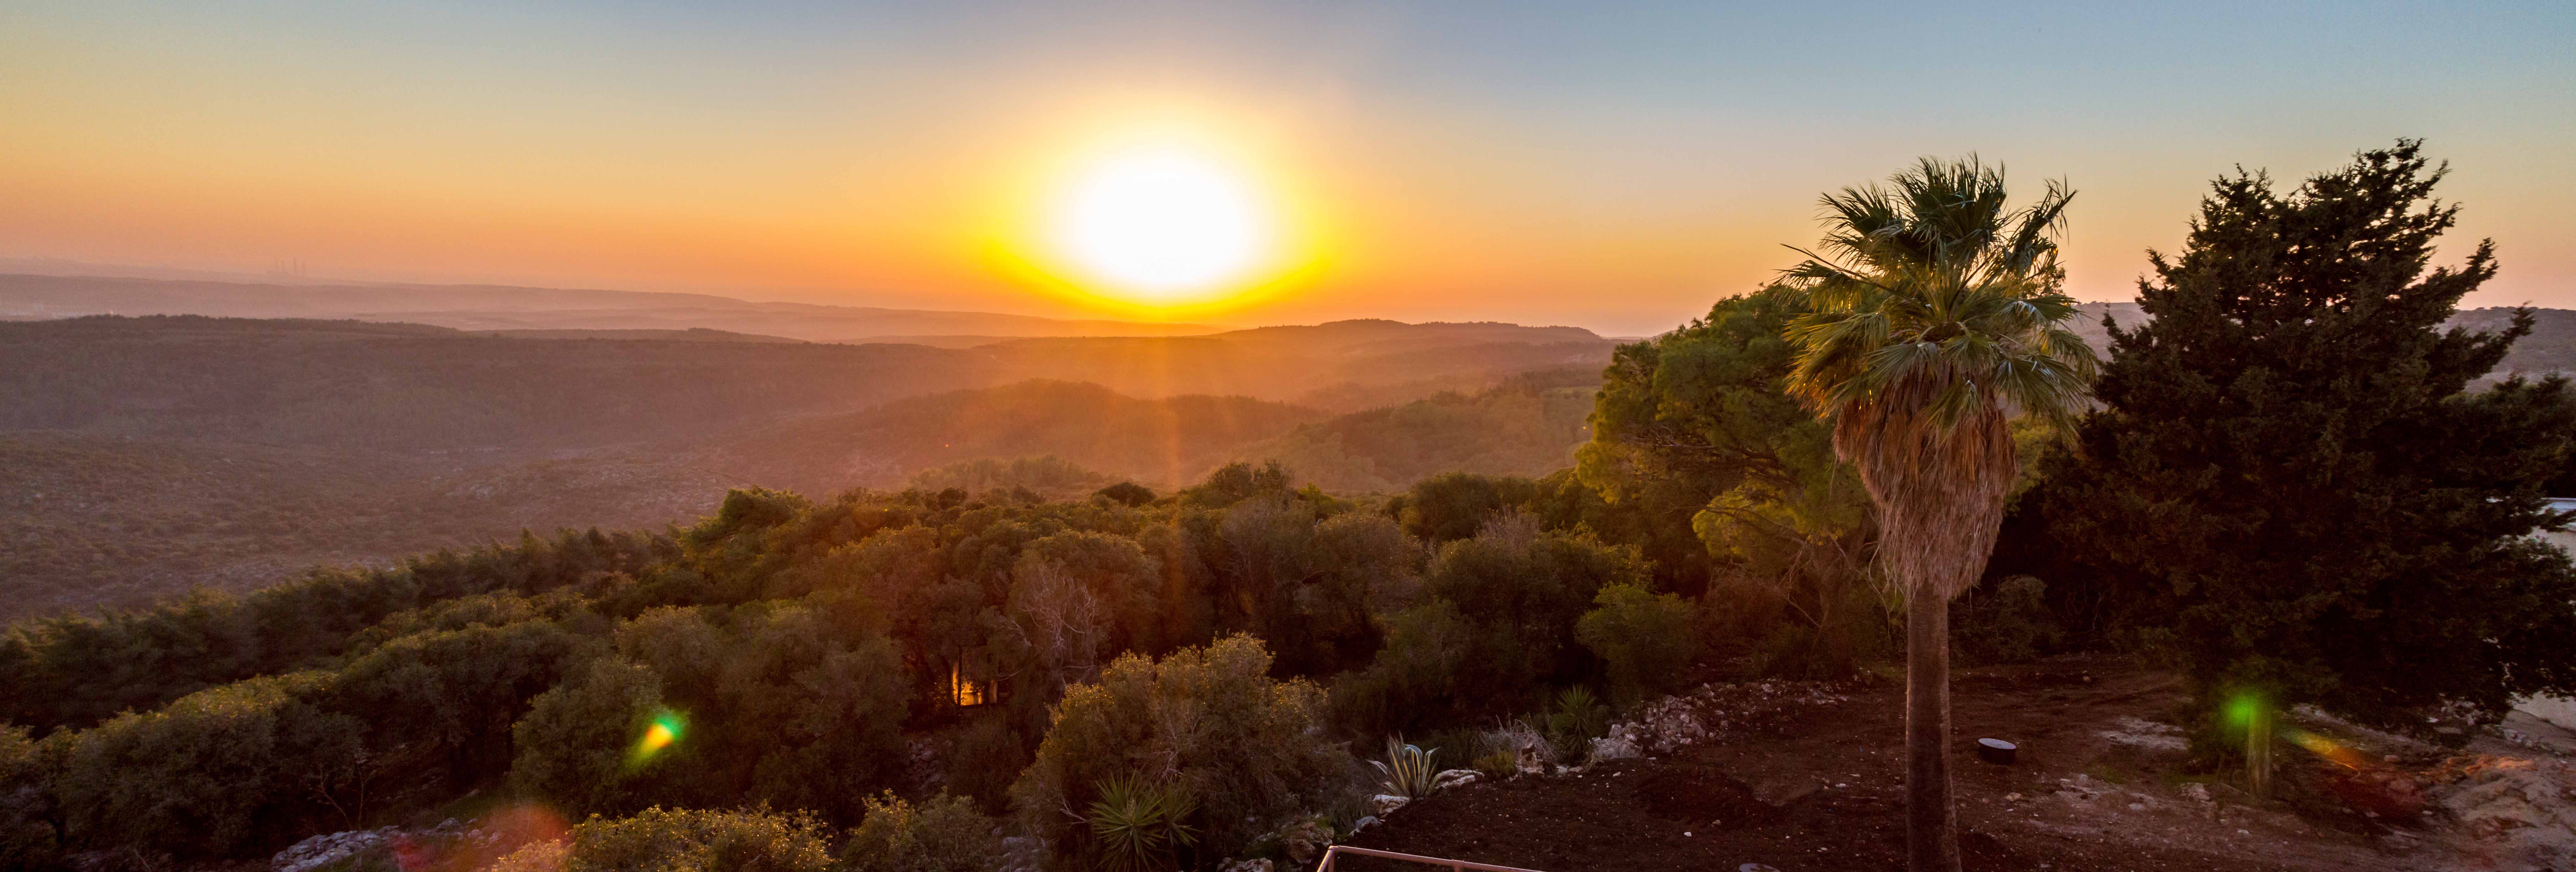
[[1229, 369, 1600, 492], [701, 381, 1331, 494], [0, 317, 1000, 450], [0, 316, 1619, 619], [0, 468, 1709, 869]]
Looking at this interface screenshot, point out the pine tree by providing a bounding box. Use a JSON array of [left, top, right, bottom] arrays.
[[2039, 141, 2576, 736]]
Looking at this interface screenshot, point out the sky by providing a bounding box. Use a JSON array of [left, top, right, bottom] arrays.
[[4, 1, 2572, 335]]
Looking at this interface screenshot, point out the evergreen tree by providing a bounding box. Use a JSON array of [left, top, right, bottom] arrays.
[[2039, 141, 2576, 736]]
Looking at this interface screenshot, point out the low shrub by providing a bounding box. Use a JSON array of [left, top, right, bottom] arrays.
[[1011, 634, 1343, 865], [840, 792, 1006, 872], [559, 806, 834, 872]]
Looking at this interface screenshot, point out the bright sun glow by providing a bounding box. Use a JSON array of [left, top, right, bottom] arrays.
[[1050, 145, 1273, 303]]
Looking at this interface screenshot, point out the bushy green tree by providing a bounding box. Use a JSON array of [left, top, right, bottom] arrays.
[[49, 672, 358, 856], [1180, 461, 1292, 507], [1392, 472, 1542, 543], [2037, 141, 2576, 735], [1011, 635, 1342, 865], [1328, 600, 1474, 736], [839, 792, 1007, 872], [1575, 583, 1702, 705], [509, 657, 665, 816], [547, 806, 836, 872], [1422, 515, 1645, 697], [1578, 286, 1879, 662], [329, 619, 596, 788], [1, 528, 660, 735], [1096, 482, 1157, 508]]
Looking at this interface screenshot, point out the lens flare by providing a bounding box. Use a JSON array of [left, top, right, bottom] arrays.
[[629, 710, 685, 768], [2281, 726, 2370, 770], [2222, 693, 2262, 730]]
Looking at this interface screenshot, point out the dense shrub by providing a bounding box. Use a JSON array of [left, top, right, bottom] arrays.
[[49, 672, 357, 856], [941, 716, 1030, 812], [1952, 575, 2064, 664], [1096, 482, 1157, 507], [0, 529, 660, 735], [1393, 472, 1541, 542], [329, 619, 598, 788], [840, 792, 1007, 872], [1422, 516, 1643, 696], [547, 807, 836, 872], [0, 725, 60, 868], [1329, 601, 1473, 737], [509, 658, 666, 816], [1575, 583, 1701, 705], [1011, 635, 1345, 864]]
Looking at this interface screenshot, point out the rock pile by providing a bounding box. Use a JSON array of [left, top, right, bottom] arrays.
[[2429, 755, 2576, 869], [271, 827, 396, 872], [1605, 680, 1855, 754]]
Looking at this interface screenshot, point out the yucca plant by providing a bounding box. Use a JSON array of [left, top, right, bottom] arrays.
[[1369, 736, 1441, 798], [1086, 776, 1198, 872], [1527, 687, 1611, 762]]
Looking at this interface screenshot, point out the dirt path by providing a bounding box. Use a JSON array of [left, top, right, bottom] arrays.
[[1335, 655, 2570, 872]]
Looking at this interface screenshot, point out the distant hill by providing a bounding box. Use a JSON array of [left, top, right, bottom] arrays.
[[0, 433, 734, 621], [1229, 369, 1603, 492], [974, 320, 1614, 402], [0, 315, 1616, 617], [0, 315, 1001, 451], [705, 380, 1330, 493], [2071, 302, 2575, 379], [0, 273, 1219, 342], [475, 327, 806, 343]]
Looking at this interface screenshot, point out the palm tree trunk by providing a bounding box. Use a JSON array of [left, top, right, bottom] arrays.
[[1907, 589, 1960, 872]]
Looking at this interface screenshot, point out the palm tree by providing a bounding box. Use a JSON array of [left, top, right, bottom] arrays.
[[1779, 157, 2097, 872]]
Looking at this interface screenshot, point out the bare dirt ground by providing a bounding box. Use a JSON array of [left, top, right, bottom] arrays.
[[1335, 654, 2576, 872]]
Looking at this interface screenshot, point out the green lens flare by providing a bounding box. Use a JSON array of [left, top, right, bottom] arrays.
[[629, 710, 686, 767], [2223, 694, 2261, 729]]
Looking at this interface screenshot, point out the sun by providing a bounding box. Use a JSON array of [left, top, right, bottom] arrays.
[[1048, 144, 1274, 304]]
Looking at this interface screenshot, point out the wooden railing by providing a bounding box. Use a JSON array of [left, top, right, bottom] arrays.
[[1309, 845, 1549, 872]]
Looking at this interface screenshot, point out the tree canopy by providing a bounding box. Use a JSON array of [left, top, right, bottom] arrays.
[[2036, 141, 2576, 733]]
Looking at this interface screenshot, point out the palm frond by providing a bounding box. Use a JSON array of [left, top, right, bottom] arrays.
[[1778, 155, 2101, 601]]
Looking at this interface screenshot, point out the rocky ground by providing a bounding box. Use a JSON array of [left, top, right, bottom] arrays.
[[1333, 654, 2576, 872]]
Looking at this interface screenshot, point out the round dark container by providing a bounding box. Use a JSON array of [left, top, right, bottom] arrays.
[[1976, 737, 2017, 764]]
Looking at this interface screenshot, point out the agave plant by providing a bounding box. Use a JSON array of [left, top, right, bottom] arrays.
[[1086, 775, 1198, 872], [1369, 736, 1441, 798]]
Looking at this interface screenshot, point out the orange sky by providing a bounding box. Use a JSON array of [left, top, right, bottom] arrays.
[[5, 2, 2571, 335]]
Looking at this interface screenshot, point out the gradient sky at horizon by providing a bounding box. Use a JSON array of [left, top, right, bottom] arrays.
[[5, 1, 2571, 334]]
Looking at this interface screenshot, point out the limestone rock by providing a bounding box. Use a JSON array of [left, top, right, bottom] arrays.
[[1432, 768, 1480, 791], [271, 827, 397, 872], [1369, 793, 1411, 817]]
